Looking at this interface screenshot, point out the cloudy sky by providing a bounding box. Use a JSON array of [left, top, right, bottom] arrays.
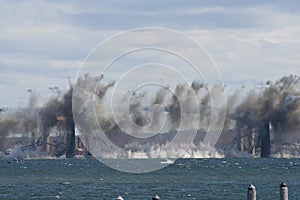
[[0, 0, 300, 107]]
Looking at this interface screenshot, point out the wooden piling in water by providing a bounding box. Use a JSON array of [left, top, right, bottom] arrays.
[[116, 183, 289, 199], [247, 184, 256, 200], [280, 182, 288, 200], [152, 194, 160, 200], [116, 196, 124, 200]]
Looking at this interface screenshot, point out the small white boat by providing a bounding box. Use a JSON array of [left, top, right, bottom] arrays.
[[160, 159, 174, 164]]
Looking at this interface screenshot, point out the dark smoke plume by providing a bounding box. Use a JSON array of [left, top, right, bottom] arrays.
[[129, 92, 149, 127], [38, 85, 75, 157], [231, 75, 300, 143], [0, 114, 18, 151]]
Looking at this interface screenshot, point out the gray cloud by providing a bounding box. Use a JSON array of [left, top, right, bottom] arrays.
[[0, 0, 299, 106]]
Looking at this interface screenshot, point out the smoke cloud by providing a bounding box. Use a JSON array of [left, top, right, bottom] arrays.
[[231, 75, 300, 143], [1, 74, 299, 159]]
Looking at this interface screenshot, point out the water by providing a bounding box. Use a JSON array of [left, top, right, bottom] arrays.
[[0, 158, 299, 199]]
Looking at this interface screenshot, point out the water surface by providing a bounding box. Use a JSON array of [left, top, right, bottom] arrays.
[[0, 158, 299, 199]]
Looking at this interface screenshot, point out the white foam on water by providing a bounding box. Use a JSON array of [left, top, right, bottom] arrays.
[[91, 142, 243, 159]]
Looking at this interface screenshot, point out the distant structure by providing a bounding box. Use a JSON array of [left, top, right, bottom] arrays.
[[235, 121, 258, 156], [66, 77, 76, 158], [259, 121, 271, 158], [0, 106, 80, 158], [235, 120, 271, 158]]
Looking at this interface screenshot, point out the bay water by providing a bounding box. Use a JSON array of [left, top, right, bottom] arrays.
[[0, 158, 299, 199]]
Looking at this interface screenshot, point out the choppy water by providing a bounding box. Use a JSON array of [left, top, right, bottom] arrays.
[[0, 158, 299, 199]]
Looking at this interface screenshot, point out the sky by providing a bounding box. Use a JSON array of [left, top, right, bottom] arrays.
[[0, 0, 300, 107]]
